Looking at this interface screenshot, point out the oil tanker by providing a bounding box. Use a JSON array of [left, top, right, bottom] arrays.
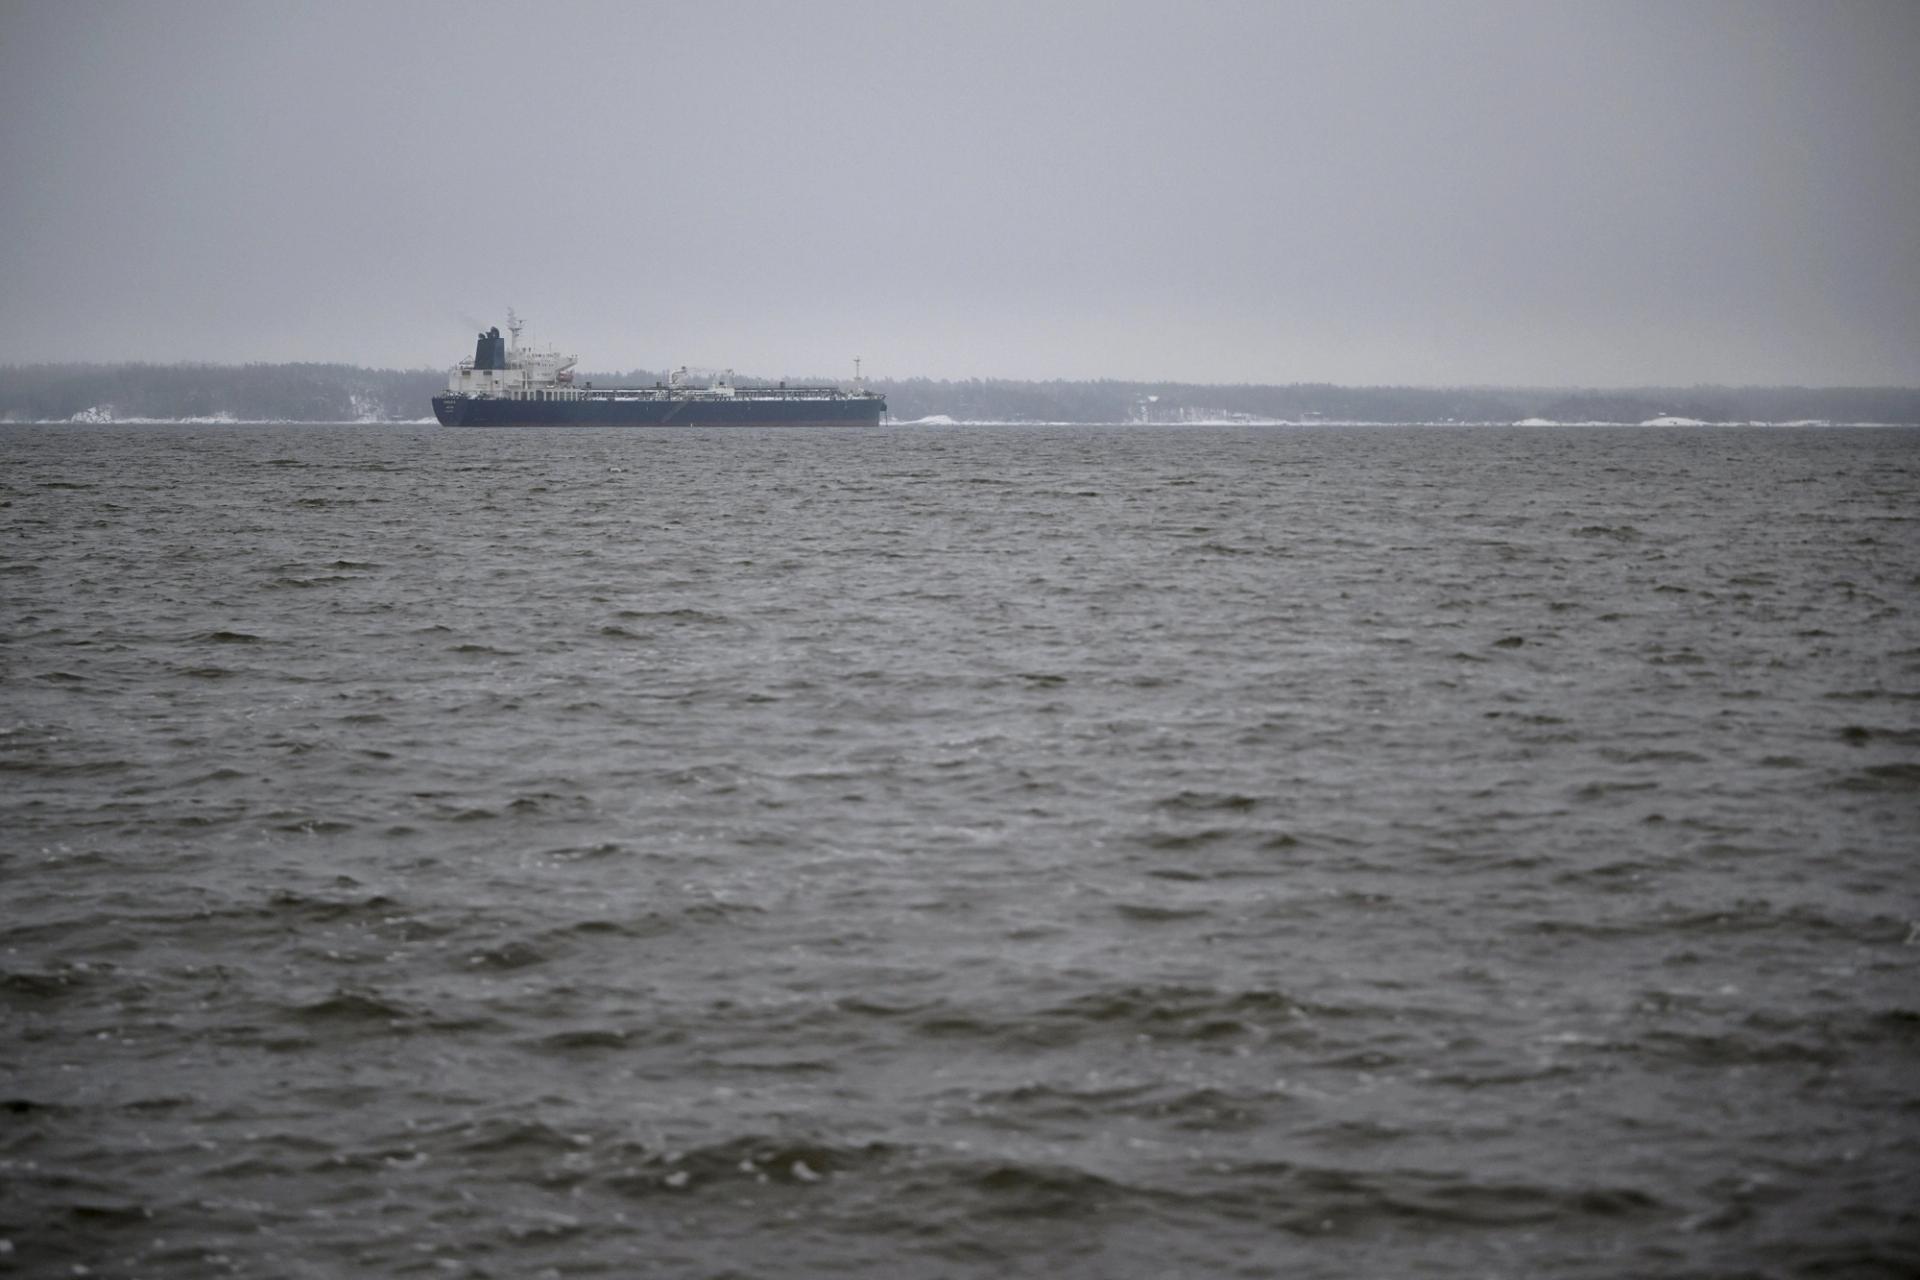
[[431, 315, 885, 427]]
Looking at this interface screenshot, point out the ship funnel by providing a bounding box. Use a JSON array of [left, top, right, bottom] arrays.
[[472, 326, 507, 371]]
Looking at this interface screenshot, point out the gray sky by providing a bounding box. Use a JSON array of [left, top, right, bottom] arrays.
[[2, 0, 1915, 384]]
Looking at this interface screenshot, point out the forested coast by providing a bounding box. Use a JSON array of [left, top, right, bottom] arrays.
[[3, 361, 1915, 425]]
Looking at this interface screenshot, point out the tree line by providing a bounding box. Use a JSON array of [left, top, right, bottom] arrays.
[[872, 378, 1920, 425], [0, 362, 444, 423], [2, 361, 1915, 425]]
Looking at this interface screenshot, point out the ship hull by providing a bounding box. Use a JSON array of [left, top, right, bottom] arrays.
[[433, 394, 884, 428]]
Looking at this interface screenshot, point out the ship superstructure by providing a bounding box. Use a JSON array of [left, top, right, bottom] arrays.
[[431, 314, 885, 428]]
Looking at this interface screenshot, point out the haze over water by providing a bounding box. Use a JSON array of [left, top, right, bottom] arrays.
[[3, 422, 1917, 1277]]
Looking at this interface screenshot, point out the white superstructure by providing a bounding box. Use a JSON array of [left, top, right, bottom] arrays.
[[445, 311, 580, 400]]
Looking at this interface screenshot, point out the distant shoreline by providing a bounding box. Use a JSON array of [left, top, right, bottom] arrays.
[[8, 417, 1916, 429], [3, 361, 1916, 427]]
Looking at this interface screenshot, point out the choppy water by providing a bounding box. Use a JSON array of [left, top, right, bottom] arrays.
[[3, 422, 1917, 1278]]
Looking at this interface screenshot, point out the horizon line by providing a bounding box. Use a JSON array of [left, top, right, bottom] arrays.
[[2, 357, 1917, 395]]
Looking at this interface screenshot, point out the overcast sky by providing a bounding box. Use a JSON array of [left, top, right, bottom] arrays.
[[1, 0, 1915, 384]]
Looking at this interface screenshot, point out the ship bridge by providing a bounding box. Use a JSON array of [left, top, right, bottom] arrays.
[[447, 316, 579, 399]]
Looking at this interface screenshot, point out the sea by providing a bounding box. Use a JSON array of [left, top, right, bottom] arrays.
[[2, 422, 1916, 1279]]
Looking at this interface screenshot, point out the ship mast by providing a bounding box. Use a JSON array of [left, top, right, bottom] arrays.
[[506, 307, 524, 356]]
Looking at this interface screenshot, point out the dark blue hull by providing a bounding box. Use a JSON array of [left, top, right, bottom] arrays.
[[433, 393, 884, 428]]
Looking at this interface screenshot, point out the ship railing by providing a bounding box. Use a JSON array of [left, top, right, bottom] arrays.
[[458, 385, 881, 403], [573, 385, 863, 400]]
